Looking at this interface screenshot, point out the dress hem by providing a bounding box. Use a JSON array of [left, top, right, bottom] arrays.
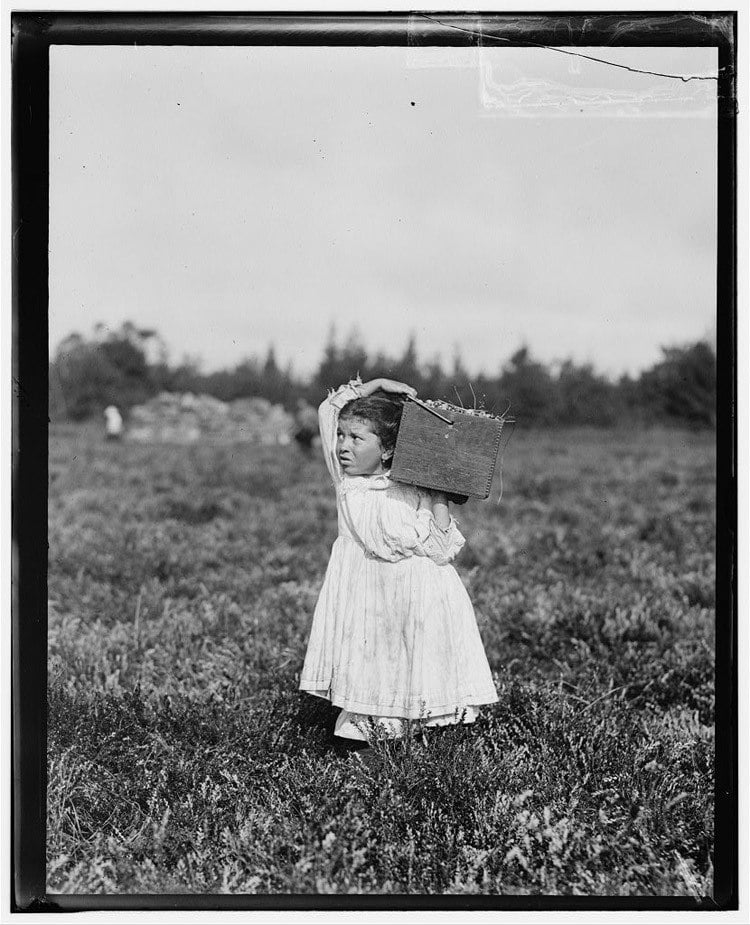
[[299, 682, 499, 719], [334, 706, 480, 741]]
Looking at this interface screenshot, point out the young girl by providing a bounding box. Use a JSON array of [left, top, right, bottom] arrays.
[[299, 377, 498, 743]]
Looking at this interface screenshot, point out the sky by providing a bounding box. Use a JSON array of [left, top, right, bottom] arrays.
[[49, 42, 718, 380]]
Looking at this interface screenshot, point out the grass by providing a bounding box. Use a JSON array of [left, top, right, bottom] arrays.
[[47, 424, 715, 897]]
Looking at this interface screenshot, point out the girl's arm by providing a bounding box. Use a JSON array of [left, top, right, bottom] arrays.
[[416, 490, 465, 564], [358, 378, 417, 399], [430, 492, 451, 530], [318, 379, 363, 484], [417, 490, 450, 528]]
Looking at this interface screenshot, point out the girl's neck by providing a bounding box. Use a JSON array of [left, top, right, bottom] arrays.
[[349, 467, 389, 479]]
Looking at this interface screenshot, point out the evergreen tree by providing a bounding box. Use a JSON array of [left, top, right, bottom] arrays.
[[340, 329, 369, 381], [315, 324, 342, 392], [396, 335, 421, 391], [637, 341, 716, 428], [556, 360, 622, 426], [498, 346, 557, 425]]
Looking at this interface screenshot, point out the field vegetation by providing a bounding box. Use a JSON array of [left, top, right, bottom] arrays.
[[47, 423, 715, 896]]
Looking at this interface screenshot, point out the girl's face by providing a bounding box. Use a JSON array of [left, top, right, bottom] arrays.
[[336, 417, 390, 476]]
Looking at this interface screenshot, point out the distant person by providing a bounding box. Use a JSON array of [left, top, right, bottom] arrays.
[[293, 399, 319, 453], [104, 405, 123, 441], [298, 377, 498, 757]]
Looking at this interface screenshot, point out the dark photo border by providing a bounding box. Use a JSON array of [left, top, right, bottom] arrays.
[[11, 10, 738, 913]]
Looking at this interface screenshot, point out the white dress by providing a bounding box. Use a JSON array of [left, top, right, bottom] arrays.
[[299, 381, 498, 740]]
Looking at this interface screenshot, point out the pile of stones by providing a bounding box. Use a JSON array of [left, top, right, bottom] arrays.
[[127, 392, 294, 444]]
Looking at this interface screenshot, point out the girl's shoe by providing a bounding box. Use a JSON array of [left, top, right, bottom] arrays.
[[329, 735, 370, 758]]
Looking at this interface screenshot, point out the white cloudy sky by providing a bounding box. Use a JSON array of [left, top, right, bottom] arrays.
[[49, 42, 717, 378]]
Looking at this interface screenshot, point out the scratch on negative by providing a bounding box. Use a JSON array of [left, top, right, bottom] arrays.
[[417, 14, 720, 83]]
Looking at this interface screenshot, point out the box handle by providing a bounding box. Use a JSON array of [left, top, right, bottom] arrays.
[[406, 395, 454, 425]]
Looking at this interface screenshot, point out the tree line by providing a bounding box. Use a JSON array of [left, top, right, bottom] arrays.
[[49, 322, 716, 429]]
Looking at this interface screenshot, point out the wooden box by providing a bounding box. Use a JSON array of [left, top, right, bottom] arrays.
[[390, 400, 511, 500]]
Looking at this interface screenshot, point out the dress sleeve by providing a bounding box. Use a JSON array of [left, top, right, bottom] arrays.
[[340, 491, 465, 565], [415, 511, 466, 565], [339, 490, 430, 562], [318, 379, 363, 485]]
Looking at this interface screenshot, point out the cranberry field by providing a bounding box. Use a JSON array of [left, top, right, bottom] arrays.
[[47, 424, 716, 896]]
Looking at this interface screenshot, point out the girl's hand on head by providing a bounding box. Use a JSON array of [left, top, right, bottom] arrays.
[[357, 378, 417, 399], [377, 379, 417, 398]]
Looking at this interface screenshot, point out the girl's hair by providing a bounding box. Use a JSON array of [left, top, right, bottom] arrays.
[[339, 390, 406, 469]]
